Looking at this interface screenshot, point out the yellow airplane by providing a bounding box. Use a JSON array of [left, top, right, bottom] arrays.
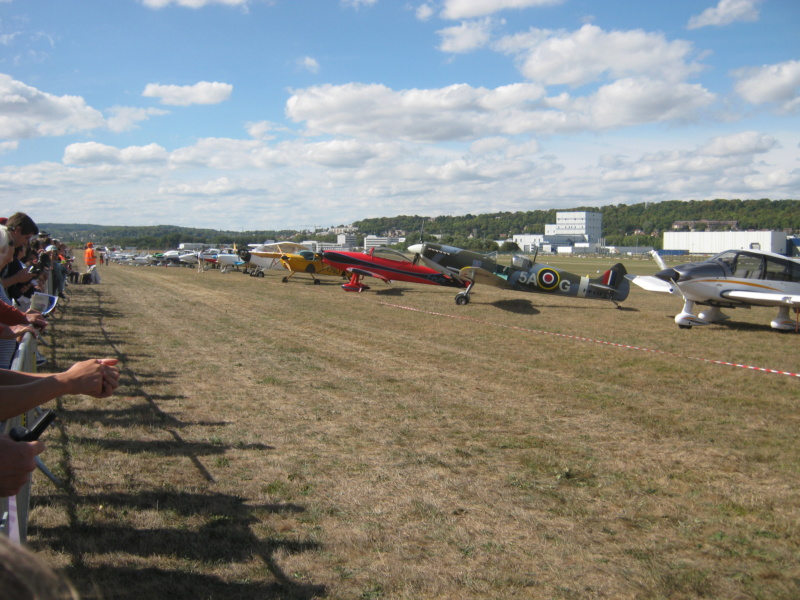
[[240, 242, 309, 277], [239, 243, 345, 283]]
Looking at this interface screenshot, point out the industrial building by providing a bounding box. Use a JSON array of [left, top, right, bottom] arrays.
[[663, 231, 788, 255], [513, 211, 602, 254]]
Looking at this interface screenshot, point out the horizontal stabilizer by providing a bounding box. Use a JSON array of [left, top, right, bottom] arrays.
[[460, 267, 514, 289], [626, 274, 676, 294]]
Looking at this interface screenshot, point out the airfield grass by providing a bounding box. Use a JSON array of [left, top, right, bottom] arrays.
[[27, 256, 799, 599]]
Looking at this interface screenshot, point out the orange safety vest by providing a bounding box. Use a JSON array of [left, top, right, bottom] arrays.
[[84, 247, 96, 267]]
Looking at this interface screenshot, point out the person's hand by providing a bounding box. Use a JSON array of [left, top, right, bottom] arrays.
[[95, 358, 120, 398], [24, 311, 47, 329], [56, 358, 120, 397], [9, 324, 37, 341], [0, 435, 45, 497]]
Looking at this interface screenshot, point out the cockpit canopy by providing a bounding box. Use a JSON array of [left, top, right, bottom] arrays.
[[711, 250, 800, 282]]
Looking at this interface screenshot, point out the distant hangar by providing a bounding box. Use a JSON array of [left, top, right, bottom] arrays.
[[663, 231, 790, 255]]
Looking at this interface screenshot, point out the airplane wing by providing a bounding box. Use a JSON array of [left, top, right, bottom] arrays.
[[723, 290, 800, 307], [251, 250, 284, 259], [346, 267, 392, 283], [460, 267, 515, 290], [625, 274, 676, 294]]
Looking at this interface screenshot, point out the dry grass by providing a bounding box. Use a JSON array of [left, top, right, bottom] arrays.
[[26, 256, 800, 599]]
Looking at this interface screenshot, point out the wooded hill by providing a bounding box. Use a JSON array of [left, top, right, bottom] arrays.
[[41, 198, 799, 251]]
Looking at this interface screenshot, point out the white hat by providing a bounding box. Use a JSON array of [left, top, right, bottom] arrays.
[[46, 244, 58, 252]]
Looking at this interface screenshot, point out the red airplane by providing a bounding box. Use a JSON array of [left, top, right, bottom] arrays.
[[322, 247, 469, 292]]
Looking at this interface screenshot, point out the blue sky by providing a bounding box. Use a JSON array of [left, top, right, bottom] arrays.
[[1, 0, 798, 231]]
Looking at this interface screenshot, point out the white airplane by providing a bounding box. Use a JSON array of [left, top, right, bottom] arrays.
[[238, 242, 310, 276], [627, 249, 800, 330]]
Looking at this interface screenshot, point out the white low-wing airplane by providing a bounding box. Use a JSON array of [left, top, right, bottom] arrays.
[[627, 249, 800, 330]]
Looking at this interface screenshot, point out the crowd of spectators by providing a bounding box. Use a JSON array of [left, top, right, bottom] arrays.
[[0, 212, 120, 594]]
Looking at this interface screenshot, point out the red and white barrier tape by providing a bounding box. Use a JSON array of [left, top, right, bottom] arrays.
[[376, 301, 800, 379]]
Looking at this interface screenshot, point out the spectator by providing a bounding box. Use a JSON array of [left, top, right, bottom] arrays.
[[84, 242, 99, 284], [0, 227, 47, 367], [3, 213, 38, 250], [4, 245, 35, 311]]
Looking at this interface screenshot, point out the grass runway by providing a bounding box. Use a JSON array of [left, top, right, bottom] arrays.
[[28, 256, 800, 599]]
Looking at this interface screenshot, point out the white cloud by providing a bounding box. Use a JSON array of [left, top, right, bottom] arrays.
[[437, 18, 496, 53], [299, 56, 320, 74], [63, 142, 168, 165], [141, 0, 252, 8], [106, 106, 170, 132], [142, 81, 233, 106], [416, 4, 434, 21], [588, 78, 715, 128], [0, 74, 105, 140], [496, 24, 702, 87], [687, 0, 762, 30], [441, 0, 564, 20], [341, 0, 378, 8], [246, 120, 284, 140], [286, 78, 714, 141], [699, 131, 776, 156], [733, 60, 800, 113]]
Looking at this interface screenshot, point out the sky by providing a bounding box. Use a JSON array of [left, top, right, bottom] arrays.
[[0, 0, 799, 232]]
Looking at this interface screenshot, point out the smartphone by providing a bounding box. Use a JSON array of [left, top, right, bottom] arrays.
[[9, 410, 57, 442]]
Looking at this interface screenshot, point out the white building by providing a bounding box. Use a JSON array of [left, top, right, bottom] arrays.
[[511, 234, 545, 253], [513, 211, 603, 253], [544, 211, 602, 242], [337, 233, 357, 249], [663, 231, 788, 255], [363, 235, 400, 250]]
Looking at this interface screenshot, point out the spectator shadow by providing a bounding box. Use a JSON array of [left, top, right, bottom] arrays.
[[32, 491, 325, 598]]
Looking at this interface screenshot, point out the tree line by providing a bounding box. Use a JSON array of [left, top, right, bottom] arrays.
[[41, 198, 799, 251]]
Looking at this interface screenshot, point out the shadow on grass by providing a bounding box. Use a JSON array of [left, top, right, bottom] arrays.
[[32, 491, 324, 599], [490, 299, 540, 315], [67, 435, 274, 455]]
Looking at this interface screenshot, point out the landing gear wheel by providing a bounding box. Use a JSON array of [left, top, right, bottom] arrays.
[[455, 294, 470, 306], [313, 279, 321, 285], [678, 324, 692, 329], [282, 277, 288, 283], [257, 271, 265, 278]]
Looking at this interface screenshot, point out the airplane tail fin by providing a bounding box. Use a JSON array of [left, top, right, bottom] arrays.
[[592, 263, 630, 302]]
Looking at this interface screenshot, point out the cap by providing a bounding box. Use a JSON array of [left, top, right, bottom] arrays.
[[46, 245, 58, 252]]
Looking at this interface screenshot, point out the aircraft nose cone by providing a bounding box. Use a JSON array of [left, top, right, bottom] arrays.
[[407, 244, 423, 254], [655, 267, 680, 282]]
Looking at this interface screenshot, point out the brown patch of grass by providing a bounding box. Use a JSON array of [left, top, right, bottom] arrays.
[[26, 259, 800, 599]]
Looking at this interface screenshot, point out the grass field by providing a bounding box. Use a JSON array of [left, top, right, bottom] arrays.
[[29, 255, 799, 599]]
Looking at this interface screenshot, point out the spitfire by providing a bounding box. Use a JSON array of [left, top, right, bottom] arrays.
[[407, 242, 629, 307]]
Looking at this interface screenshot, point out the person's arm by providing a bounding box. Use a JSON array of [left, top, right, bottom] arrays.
[[0, 300, 29, 326], [1, 269, 35, 289], [0, 359, 120, 420]]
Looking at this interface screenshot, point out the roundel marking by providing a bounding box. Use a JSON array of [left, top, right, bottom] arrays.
[[537, 268, 560, 291]]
